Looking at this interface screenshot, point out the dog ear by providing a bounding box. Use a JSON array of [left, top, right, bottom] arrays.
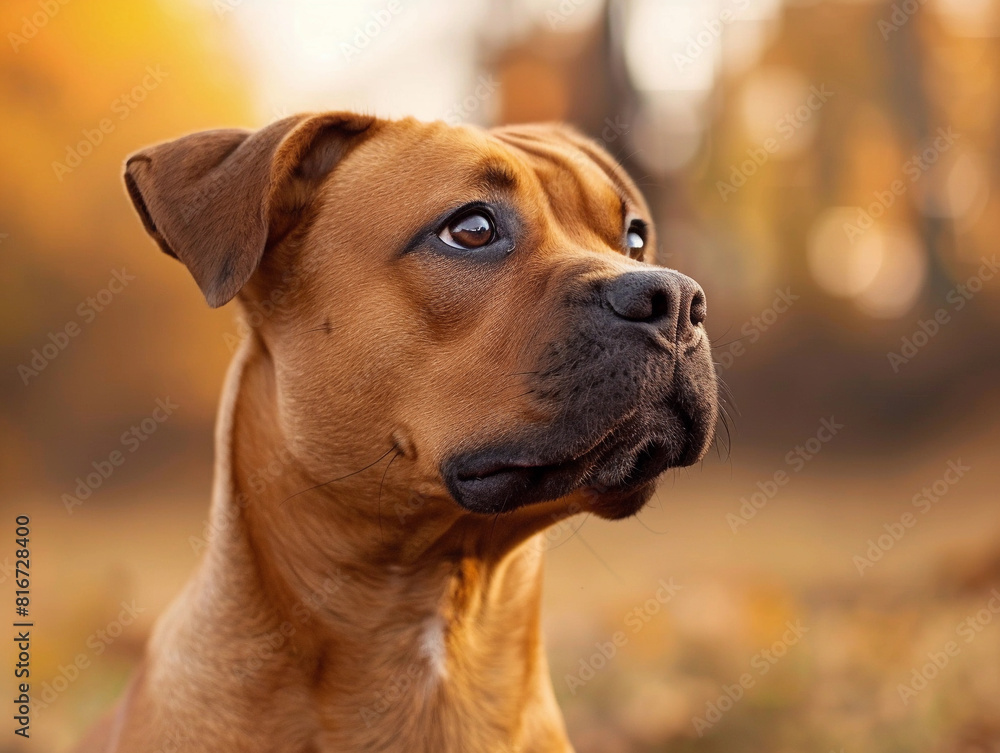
[[123, 113, 376, 307]]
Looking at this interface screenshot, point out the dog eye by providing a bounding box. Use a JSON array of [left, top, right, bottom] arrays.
[[625, 219, 647, 256], [439, 211, 496, 250]]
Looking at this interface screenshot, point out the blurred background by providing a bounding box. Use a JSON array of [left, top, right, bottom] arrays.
[[2, 0, 1000, 750]]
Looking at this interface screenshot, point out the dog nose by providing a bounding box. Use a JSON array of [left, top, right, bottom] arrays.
[[603, 270, 706, 340]]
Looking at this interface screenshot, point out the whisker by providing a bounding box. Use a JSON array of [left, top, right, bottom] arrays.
[[711, 334, 753, 350], [715, 375, 739, 411], [708, 324, 736, 341], [281, 445, 396, 506], [633, 493, 669, 535], [488, 499, 508, 547], [293, 321, 343, 338], [378, 449, 402, 545], [575, 532, 624, 584]]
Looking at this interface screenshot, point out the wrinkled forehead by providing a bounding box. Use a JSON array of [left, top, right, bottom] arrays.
[[335, 119, 645, 241], [489, 122, 647, 217]]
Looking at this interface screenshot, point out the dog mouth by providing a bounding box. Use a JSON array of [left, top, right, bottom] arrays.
[[443, 307, 720, 517], [443, 419, 702, 517]]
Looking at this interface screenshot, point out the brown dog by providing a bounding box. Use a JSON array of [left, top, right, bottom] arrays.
[[75, 112, 718, 752]]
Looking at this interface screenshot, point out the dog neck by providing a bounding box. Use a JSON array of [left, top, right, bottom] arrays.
[[147, 337, 573, 753]]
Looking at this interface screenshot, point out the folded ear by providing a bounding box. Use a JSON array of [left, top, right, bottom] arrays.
[[123, 112, 376, 307]]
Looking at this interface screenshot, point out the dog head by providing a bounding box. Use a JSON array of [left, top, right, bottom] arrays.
[[124, 113, 718, 525]]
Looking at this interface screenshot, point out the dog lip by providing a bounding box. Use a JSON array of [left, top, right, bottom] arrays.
[[451, 419, 628, 485], [459, 436, 663, 485], [601, 437, 676, 490], [445, 447, 593, 515], [454, 455, 580, 482], [444, 431, 681, 516]]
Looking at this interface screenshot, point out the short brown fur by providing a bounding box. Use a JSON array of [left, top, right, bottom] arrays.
[[75, 113, 716, 753]]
